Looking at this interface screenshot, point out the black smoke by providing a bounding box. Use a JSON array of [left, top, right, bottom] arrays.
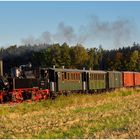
[[21, 15, 136, 48]]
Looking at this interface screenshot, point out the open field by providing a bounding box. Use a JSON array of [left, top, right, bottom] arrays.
[[0, 88, 140, 139]]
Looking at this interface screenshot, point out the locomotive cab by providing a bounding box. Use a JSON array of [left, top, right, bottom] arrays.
[[0, 77, 5, 90], [0, 76, 9, 90]]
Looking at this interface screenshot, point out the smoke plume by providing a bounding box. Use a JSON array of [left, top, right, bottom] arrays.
[[77, 15, 135, 48], [21, 15, 136, 48]]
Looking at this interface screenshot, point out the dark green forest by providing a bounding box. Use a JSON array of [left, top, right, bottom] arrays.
[[0, 42, 140, 74]]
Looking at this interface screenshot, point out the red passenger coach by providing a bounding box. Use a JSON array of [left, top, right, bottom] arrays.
[[134, 72, 140, 86], [122, 72, 134, 87]]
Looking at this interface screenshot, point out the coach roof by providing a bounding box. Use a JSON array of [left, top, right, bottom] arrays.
[[49, 68, 106, 73], [49, 68, 85, 72]]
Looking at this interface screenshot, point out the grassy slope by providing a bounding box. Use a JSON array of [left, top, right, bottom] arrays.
[[0, 88, 140, 139]]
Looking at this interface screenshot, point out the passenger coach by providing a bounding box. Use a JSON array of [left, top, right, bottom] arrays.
[[107, 71, 123, 89], [86, 70, 107, 92], [48, 68, 86, 94]]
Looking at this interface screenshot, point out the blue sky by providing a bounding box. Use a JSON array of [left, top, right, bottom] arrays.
[[0, 1, 140, 49]]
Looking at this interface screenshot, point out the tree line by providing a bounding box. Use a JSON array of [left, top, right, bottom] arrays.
[[0, 42, 140, 74]]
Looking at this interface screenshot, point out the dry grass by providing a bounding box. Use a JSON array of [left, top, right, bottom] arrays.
[[0, 88, 140, 138]]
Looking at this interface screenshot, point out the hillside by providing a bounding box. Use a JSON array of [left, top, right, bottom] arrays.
[[0, 88, 140, 139]]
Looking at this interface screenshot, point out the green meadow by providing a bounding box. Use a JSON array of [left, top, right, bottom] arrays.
[[0, 88, 140, 139]]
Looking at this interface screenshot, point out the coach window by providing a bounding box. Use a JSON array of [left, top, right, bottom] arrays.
[[94, 74, 96, 80], [101, 74, 103, 80], [96, 74, 99, 80], [99, 74, 102, 80], [69, 73, 71, 80], [64, 72, 67, 80], [99, 74, 101, 80], [70, 73, 72, 80], [93, 74, 95, 80], [90, 74, 92, 80], [74, 73, 76, 80], [76, 73, 78, 80], [102, 74, 104, 80], [95, 74, 97, 80], [71, 73, 73, 80], [77, 73, 80, 80], [97, 74, 99, 80], [89, 73, 91, 80], [96, 74, 98, 80], [67, 73, 70, 80], [62, 72, 64, 81], [72, 73, 74, 80], [92, 74, 94, 80], [75, 73, 77, 80], [78, 73, 80, 80]]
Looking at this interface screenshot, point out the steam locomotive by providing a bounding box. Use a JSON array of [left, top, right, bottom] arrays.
[[0, 60, 50, 103]]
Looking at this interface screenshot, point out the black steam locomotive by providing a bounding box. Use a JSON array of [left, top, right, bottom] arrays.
[[0, 61, 50, 103]]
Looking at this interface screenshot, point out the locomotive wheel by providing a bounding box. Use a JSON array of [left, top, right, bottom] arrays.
[[32, 94, 40, 101], [32, 91, 40, 101], [0, 95, 3, 103], [22, 91, 32, 100], [12, 91, 23, 103]]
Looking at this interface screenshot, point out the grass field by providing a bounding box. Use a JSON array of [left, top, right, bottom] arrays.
[[0, 88, 140, 139]]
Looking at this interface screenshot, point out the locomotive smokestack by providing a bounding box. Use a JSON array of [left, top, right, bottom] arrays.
[[0, 60, 3, 76], [83, 67, 85, 70]]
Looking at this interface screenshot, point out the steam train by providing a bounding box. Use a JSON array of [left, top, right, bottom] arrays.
[[0, 61, 50, 103], [0, 59, 140, 103]]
